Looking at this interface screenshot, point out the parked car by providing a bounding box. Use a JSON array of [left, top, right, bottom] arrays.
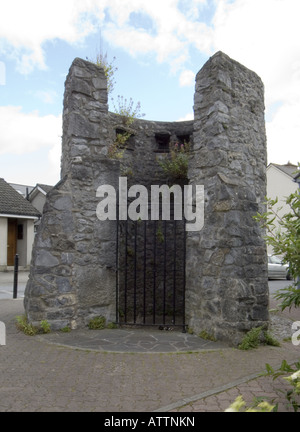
[[268, 255, 290, 280]]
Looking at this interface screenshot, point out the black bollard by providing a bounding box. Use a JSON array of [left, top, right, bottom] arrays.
[[13, 254, 19, 299]]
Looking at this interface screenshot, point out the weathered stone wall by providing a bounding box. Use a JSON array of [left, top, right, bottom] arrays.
[[24, 59, 119, 329], [25, 52, 269, 344], [186, 52, 268, 344], [24, 58, 193, 330]]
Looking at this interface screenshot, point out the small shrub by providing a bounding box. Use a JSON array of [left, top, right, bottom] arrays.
[[15, 315, 38, 336], [16, 316, 53, 335], [157, 141, 189, 180], [238, 327, 263, 350], [60, 326, 71, 333], [199, 330, 217, 342], [106, 322, 118, 329], [107, 139, 126, 159], [40, 320, 51, 334], [88, 316, 106, 330], [238, 326, 280, 350], [263, 330, 280, 347]]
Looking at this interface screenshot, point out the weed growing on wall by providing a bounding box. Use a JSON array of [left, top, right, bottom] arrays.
[[90, 50, 145, 159], [108, 96, 145, 159], [91, 52, 117, 95], [112, 95, 145, 126], [157, 141, 189, 180]]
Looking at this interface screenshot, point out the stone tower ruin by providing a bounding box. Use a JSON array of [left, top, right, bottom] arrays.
[[24, 51, 269, 345]]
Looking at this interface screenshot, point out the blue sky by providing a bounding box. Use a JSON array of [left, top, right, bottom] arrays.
[[0, 0, 299, 186]]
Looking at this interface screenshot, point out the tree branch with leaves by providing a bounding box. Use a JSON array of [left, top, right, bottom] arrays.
[[254, 170, 300, 310]]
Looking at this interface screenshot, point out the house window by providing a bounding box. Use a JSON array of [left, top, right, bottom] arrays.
[[17, 224, 23, 240]]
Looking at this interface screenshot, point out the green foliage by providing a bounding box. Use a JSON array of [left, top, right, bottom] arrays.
[[106, 322, 118, 329], [238, 327, 262, 350], [15, 315, 51, 336], [225, 395, 275, 412], [88, 316, 106, 330], [88, 316, 118, 330], [227, 361, 300, 412], [93, 52, 117, 95], [107, 138, 127, 160], [274, 285, 300, 312], [40, 320, 51, 334], [90, 50, 146, 160], [107, 96, 145, 160], [263, 330, 281, 347], [254, 172, 300, 311], [112, 95, 145, 127], [198, 330, 217, 342], [156, 224, 165, 243], [60, 326, 71, 333], [16, 315, 38, 336], [157, 141, 189, 180], [238, 326, 280, 350], [263, 360, 300, 412]]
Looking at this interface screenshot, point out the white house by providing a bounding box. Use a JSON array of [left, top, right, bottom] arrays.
[[266, 162, 299, 254], [28, 183, 53, 214], [0, 178, 41, 270]]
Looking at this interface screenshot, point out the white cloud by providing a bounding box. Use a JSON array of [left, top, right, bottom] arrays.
[[179, 70, 195, 87], [34, 90, 58, 104], [177, 112, 194, 121], [266, 101, 300, 165], [211, 0, 300, 106], [0, 0, 103, 73], [48, 139, 62, 182], [0, 105, 62, 154], [102, 0, 212, 71], [210, 0, 300, 164], [0, 106, 62, 184], [1, 0, 299, 168], [0, 1, 212, 74]]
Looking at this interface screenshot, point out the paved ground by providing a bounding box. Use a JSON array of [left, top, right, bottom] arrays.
[[0, 272, 299, 412], [0, 271, 28, 300]]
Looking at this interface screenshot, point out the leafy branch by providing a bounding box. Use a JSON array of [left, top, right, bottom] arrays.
[[254, 164, 300, 310]]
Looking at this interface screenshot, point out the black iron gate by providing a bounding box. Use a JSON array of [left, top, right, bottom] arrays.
[[116, 215, 186, 331]]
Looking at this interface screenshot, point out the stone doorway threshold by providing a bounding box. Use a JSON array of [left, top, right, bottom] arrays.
[[38, 327, 229, 353]]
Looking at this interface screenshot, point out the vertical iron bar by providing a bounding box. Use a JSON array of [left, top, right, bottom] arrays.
[[153, 219, 156, 324], [173, 220, 176, 324], [182, 219, 186, 333], [124, 218, 128, 323], [163, 220, 167, 324], [133, 220, 137, 323], [13, 254, 19, 299], [116, 196, 119, 324], [143, 220, 147, 324]]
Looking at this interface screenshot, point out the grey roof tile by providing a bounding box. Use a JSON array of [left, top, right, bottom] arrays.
[[0, 178, 41, 217]]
